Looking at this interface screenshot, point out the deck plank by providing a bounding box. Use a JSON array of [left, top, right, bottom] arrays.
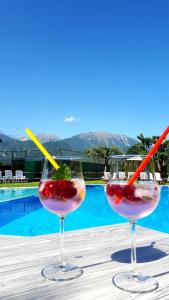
[[0, 224, 169, 299]]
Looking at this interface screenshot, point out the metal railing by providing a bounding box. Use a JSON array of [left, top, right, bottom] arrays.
[[0, 150, 168, 182], [0, 149, 105, 163]]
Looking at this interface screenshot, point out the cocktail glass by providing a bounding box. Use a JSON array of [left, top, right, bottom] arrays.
[[38, 156, 86, 281], [105, 155, 160, 293]]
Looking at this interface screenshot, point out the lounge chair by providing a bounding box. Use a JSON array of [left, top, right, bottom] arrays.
[[0, 170, 4, 182], [3, 170, 14, 182], [140, 172, 153, 181], [128, 172, 134, 179], [112, 172, 117, 180], [140, 172, 147, 180], [15, 170, 26, 182], [155, 172, 162, 183], [118, 172, 126, 180], [101, 172, 111, 181]]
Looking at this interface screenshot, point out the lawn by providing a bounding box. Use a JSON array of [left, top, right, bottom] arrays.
[[0, 180, 104, 188], [0, 182, 39, 188]]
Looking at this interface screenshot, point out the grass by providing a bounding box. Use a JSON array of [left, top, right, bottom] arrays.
[[0, 180, 104, 188], [0, 182, 39, 188], [85, 180, 104, 184]]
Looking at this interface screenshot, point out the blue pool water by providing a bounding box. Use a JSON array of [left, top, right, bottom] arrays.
[[0, 187, 38, 202], [0, 186, 168, 236]]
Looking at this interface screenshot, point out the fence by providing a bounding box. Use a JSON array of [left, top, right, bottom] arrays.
[[0, 149, 105, 181], [0, 150, 168, 182]]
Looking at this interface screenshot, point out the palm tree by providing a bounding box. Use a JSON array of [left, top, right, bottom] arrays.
[[130, 133, 168, 178], [137, 133, 145, 145], [153, 140, 169, 175], [137, 134, 154, 149], [126, 143, 147, 155], [151, 136, 159, 145], [144, 137, 152, 149], [84, 145, 123, 170]]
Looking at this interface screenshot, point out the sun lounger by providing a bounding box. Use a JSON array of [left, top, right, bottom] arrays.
[[140, 172, 148, 180], [0, 170, 4, 182], [101, 172, 111, 181], [140, 172, 154, 181], [15, 170, 26, 182], [128, 172, 134, 179], [112, 173, 118, 180], [3, 170, 14, 182], [155, 172, 162, 183], [118, 172, 126, 180]]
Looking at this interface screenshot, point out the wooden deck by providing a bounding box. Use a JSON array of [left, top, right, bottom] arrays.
[[0, 224, 169, 299]]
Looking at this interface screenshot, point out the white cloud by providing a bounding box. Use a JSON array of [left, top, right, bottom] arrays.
[[64, 116, 80, 123]]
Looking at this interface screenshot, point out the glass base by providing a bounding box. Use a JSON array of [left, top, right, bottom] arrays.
[[113, 272, 159, 293], [41, 263, 83, 282]]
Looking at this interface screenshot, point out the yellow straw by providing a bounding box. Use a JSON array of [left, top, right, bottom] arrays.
[[25, 128, 60, 170]]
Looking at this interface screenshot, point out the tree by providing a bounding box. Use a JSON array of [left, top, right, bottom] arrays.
[[137, 133, 145, 145], [153, 140, 169, 176], [128, 133, 169, 179], [137, 134, 152, 149], [144, 137, 152, 149], [151, 136, 159, 144], [84, 145, 123, 170], [126, 143, 148, 155]]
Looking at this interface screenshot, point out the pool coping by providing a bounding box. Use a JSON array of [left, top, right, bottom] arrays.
[[0, 184, 105, 190]]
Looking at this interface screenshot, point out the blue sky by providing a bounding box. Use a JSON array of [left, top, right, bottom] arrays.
[[0, 0, 168, 139]]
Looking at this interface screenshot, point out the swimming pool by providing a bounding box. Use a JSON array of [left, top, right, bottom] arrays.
[[0, 186, 168, 236]]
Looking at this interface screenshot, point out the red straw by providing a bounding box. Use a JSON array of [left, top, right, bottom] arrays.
[[115, 125, 169, 204]]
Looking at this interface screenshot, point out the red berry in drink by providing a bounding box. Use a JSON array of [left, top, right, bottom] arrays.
[[123, 185, 136, 200], [106, 184, 124, 198], [39, 180, 77, 200]]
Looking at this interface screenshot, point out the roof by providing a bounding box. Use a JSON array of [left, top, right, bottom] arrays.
[[110, 154, 146, 161]]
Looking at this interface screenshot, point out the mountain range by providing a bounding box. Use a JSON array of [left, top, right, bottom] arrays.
[[0, 131, 138, 159], [18, 133, 61, 143]]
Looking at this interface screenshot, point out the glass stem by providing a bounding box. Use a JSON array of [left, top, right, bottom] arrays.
[[130, 221, 138, 277], [59, 217, 65, 267]]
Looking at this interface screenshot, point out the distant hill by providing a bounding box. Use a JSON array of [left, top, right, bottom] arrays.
[[64, 132, 137, 151], [18, 133, 61, 143], [0, 133, 17, 142], [0, 131, 138, 159]]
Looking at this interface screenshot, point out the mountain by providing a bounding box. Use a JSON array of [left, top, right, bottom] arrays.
[[0, 131, 138, 159], [18, 133, 61, 143], [64, 132, 137, 151], [0, 133, 16, 142]]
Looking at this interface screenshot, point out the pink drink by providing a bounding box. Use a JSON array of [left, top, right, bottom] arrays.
[[106, 182, 160, 221], [38, 179, 86, 218]]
